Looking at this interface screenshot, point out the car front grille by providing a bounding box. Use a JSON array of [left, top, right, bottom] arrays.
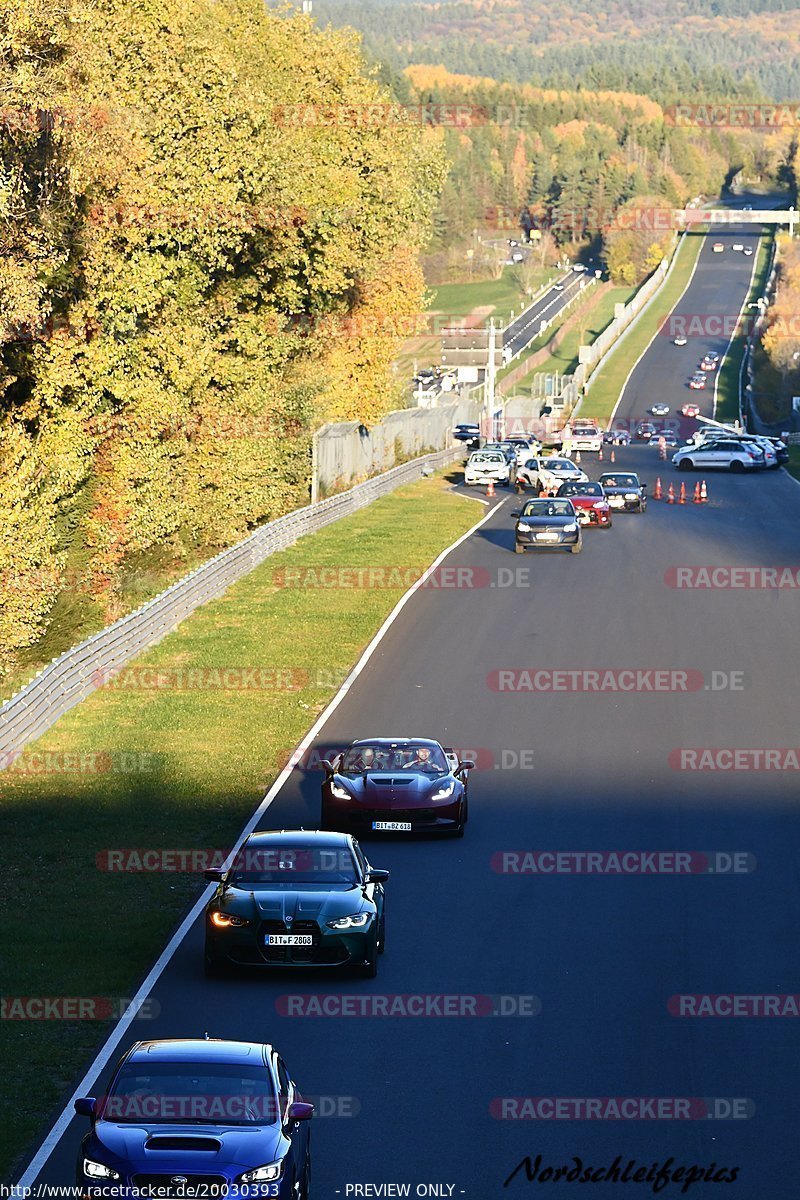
[[257, 920, 348, 965]]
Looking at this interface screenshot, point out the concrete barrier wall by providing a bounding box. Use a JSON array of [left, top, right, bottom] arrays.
[[315, 398, 481, 495]]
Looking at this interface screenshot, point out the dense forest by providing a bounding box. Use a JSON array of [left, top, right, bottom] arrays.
[[399, 67, 795, 280], [314, 0, 800, 102], [0, 0, 444, 680]]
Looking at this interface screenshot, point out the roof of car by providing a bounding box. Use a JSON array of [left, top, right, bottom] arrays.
[[127, 1039, 269, 1065], [244, 829, 351, 849]]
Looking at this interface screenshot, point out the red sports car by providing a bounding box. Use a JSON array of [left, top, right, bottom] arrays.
[[555, 481, 612, 528]]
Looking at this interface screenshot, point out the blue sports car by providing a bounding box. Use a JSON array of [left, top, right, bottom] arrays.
[[75, 1037, 312, 1198]]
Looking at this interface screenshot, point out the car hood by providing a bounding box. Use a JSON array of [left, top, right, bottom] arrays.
[[567, 495, 605, 508], [218, 884, 368, 922], [88, 1122, 283, 1171], [334, 771, 456, 804]]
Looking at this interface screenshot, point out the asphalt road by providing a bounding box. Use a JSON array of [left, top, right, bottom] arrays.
[[26, 202, 800, 1196], [504, 270, 592, 358]]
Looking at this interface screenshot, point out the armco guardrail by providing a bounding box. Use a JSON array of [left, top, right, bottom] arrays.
[[0, 446, 463, 766]]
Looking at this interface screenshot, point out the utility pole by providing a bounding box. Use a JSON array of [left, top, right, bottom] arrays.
[[485, 320, 496, 442]]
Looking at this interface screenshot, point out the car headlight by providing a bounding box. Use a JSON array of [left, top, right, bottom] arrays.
[[431, 780, 456, 801], [83, 1159, 120, 1181], [624, 492, 638, 500], [240, 1161, 283, 1184], [210, 911, 250, 929], [327, 912, 371, 930], [330, 782, 351, 800], [517, 522, 531, 532], [563, 522, 577, 533]]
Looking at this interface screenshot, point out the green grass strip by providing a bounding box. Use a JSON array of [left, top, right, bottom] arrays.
[[0, 469, 480, 1182]]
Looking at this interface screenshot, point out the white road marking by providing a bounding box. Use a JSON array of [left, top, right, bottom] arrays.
[[16, 492, 501, 1187]]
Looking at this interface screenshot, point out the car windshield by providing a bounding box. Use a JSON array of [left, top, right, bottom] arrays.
[[522, 500, 573, 518], [228, 844, 357, 886], [547, 460, 571, 470], [469, 452, 503, 464], [102, 1061, 278, 1126], [340, 743, 448, 776], [601, 475, 637, 487], [558, 483, 602, 496]]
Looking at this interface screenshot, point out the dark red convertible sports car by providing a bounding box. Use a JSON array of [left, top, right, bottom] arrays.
[[320, 738, 473, 837]]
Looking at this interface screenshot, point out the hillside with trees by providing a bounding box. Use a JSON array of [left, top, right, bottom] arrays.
[[314, 0, 800, 101], [0, 0, 444, 682]]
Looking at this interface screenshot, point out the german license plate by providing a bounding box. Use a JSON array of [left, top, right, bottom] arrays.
[[608, 496, 624, 507], [372, 821, 412, 831], [536, 532, 559, 542], [266, 934, 313, 946]]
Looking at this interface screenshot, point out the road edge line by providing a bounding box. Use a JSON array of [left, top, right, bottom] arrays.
[[16, 490, 499, 1187]]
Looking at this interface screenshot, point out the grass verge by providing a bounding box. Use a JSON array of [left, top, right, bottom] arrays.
[[0, 469, 480, 1183], [577, 231, 706, 424], [785, 446, 800, 482], [429, 265, 552, 323]]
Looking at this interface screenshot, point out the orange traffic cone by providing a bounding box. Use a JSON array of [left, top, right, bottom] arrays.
[[692, 482, 702, 503], [700, 479, 708, 503], [678, 482, 687, 504], [667, 483, 675, 504], [575, 450, 581, 463], [487, 479, 495, 498], [654, 477, 663, 500], [610, 448, 616, 463], [598, 446, 603, 460], [659, 444, 667, 460]]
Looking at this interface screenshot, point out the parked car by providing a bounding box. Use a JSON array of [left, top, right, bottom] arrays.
[[672, 440, 765, 472]]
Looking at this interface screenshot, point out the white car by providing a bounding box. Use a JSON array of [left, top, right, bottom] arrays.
[[568, 423, 603, 452], [517, 455, 588, 492], [673, 336, 688, 346], [712, 243, 724, 253], [690, 430, 778, 467], [672, 440, 764, 473], [731, 243, 744, 252], [464, 450, 510, 487]]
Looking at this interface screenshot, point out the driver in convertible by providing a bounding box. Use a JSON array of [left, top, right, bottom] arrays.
[[402, 746, 439, 772]]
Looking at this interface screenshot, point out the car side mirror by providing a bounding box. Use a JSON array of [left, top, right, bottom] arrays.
[[75, 1097, 97, 1122], [365, 869, 390, 883], [320, 759, 335, 775], [510, 510, 520, 518], [287, 1101, 314, 1122], [641, 482, 647, 490], [204, 868, 224, 883], [459, 760, 476, 771]]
